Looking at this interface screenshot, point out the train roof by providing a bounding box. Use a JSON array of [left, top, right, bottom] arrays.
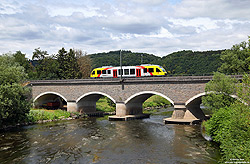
[[96, 64, 160, 69]]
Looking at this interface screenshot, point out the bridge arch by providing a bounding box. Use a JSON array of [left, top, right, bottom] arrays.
[[33, 92, 67, 109], [76, 91, 116, 113], [185, 92, 239, 106], [125, 91, 174, 105], [184, 92, 240, 120], [124, 91, 174, 115], [76, 91, 116, 103], [185, 92, 206, 106]]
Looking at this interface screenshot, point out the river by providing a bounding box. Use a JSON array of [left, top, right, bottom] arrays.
[[0, 109, 220, 164]]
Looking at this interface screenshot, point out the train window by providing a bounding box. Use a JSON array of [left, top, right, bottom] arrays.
[[97, 70, 101, 74], [156, 68, 161, 72], [118, 69, 123, 75], [148, 68, 154, 72], [125, 69, 129, 75], [143, 68, 147, 73], [92, 71, 95, 75], [130, 69, 135, 75], [102, 70, 106, 74], [108, 70, 111, 74]]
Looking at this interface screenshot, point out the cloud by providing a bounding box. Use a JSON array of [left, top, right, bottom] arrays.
[[130, 0, 166, 5], [0, 0, 250, 58], [172, 0, 250, 19]]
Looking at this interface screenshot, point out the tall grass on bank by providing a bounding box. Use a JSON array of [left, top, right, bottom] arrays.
[[27, 109, 71, 123]]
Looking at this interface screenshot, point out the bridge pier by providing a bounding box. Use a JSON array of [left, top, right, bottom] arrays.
[[164, 104, 206, 124], [185, 104, 206, 120], [115, 102, 127, 116], [67, 101, 77, 113], [171, 104, 186, 119], [109, 102, 149, 121]]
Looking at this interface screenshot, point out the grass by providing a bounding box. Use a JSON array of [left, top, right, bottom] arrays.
[[27, 108, 71, 123]]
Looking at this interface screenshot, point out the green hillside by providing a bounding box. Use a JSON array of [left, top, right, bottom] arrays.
[[89, 50, 223, 75], [10, 48, 224, 80], [154, 50, 223, 75], [89, 50, 160, 68]]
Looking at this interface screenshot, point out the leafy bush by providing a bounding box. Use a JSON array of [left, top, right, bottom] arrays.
[[96, 97, 115, 112], [205, 103, 250, 162], [204, 72, 250, 162], [202, 72, 237, 111], [0, 55, 31, 127]]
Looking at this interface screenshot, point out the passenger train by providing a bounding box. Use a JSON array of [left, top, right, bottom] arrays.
[[90, 64, 167, 78]]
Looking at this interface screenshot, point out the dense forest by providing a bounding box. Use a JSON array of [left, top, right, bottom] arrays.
[[7, 48, 224, 80], [155, 50, 223, 75], [90, 50, 223, 75]]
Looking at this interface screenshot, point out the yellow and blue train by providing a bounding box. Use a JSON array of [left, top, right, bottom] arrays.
[[90, 64, 167, 78]]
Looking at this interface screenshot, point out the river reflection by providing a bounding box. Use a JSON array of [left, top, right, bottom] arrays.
[[0, 114, 220, 164]]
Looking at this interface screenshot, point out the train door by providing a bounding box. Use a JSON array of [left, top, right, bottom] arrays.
[[136, 69, 141, 77], [113, 69, 118, 78]]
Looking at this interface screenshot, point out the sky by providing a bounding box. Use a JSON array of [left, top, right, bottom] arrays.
[[1, 0, 250, 58]]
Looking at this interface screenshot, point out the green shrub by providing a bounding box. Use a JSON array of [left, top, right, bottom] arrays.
[[202, 72, 237, 111], [205, 103, 250, 162], [96, 97, 115, 112], [0, 55, 31, 128], [203, 72, 250, 162]]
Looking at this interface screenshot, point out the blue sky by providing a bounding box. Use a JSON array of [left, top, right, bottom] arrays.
[[1, 0, 250, 58]]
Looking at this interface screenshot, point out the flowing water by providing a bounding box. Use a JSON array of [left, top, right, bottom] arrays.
[[0, 110, 220, 164]]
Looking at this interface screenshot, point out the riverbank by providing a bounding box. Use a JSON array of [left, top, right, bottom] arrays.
[[0, 109, 84, 131], [0, 108, 118, 131]]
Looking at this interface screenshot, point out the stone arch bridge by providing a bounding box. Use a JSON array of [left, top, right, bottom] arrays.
[[29, 76, 241, 123]]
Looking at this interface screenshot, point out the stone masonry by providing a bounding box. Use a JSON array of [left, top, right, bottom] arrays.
[[30, 76, 219, 121]]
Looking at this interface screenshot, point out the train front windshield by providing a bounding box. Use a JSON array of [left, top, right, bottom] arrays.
[[159, 66, 166, 72]]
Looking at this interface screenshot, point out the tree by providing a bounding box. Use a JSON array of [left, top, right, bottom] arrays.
[[32, 48, 59, 80], [75, 50, 92, 78], [56, 48, 81, 79], [32, 47, 48, 61], [218, 36, 250, 74], [0, 54, 27, 85], [202, 72, 238, 111], [0, 55, 31, 127], [13, 51, 36, 79]]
